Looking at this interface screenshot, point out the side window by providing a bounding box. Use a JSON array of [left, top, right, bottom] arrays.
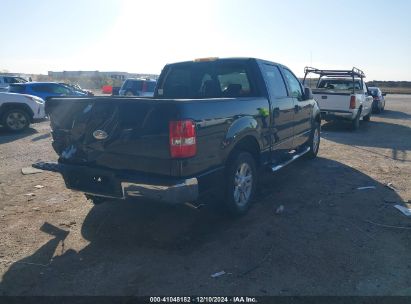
[[32, 85, 49, 93], [261, 64, 288, 98], [282, 68, 303, 101], [52, 84, 71, 94]]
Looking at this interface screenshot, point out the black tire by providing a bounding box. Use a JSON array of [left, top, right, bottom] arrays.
[[363, 112, 371, 122], [306, 120, 320, 159], [374, 104, 382, 114], [2, 108, 30, 132], [352, 110, 361, 131], [224, 151, 257, 216]]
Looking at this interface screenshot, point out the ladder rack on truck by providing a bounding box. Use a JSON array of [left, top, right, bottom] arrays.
[[303, 67, 366, 94]]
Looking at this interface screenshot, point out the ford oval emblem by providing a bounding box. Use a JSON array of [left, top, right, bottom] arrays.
[[93, 130, 108, 140]]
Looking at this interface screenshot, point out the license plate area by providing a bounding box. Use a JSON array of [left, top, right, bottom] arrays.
[[63, 167, 123, 198]]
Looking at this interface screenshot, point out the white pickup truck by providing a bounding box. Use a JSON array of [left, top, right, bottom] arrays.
[[0, 92, 46, 131], [303, 67, 373, 130]]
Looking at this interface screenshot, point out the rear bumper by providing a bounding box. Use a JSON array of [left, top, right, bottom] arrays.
[[121, 179, 198, 204], [33, 162, 199, 204], [321, 109, 356, 121], [372, 100, 382, 109]]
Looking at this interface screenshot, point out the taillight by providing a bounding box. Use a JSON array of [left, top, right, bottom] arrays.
[[169, 120, 197, 158], [373, 96, 379, 100], [350, 96, 356, 109]]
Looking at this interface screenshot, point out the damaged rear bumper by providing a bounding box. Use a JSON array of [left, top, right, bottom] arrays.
[[33, 162, 199, 204]]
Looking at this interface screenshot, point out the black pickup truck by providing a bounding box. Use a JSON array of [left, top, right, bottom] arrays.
[[41, 58, 321, 215]]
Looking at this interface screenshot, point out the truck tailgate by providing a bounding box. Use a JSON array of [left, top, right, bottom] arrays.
[[312, 91, 351, 112], [47, 97, 178, 176]]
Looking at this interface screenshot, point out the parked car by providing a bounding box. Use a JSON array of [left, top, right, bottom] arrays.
[[112, 86, 121, 96], [0, 92, 45, 131], [368, 86, 386, 113], [304, 67, 373, 130], [39, 57, 321, 216], [119, 78, 157, 97], [8, 82, 88, 101], [0, 75, 28, 92], [59, 83, 94, 96]]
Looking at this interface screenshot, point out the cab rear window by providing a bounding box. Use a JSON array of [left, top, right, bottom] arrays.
[[369, 89, 379, 96], [318, 79, 362, 90], [123, 80, 143, 90], [158, 61, 257, 99]]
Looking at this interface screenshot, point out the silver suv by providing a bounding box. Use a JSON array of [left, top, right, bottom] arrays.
[[119, 78, 157, 97]]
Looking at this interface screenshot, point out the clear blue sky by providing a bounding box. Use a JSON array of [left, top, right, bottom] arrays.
[[1, 0, 410, 80]]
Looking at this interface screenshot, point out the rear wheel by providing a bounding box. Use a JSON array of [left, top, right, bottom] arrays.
[[2, 109, 30, 132], [375, 103, 382, 114], [306, 120, 320, 159], [224, 151, 257, 216], [352, 110, 361, 131]]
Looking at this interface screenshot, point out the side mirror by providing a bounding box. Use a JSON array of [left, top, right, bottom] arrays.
[[304, 87, 313, 100], [382, 93, 387, 97]]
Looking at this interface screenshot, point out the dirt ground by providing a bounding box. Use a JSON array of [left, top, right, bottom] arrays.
[[0, 95, 410, 296]]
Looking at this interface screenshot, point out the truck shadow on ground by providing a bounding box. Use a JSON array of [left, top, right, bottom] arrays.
[[321, 120, 411, 162], [1, 158, 411, 295], [0, 127, 38, 144]]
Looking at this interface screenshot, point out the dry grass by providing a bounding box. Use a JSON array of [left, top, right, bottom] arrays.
[[379, 87, 411, 95]]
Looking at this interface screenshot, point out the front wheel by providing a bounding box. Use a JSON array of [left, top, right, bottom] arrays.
[[306, 121, 320, 159], [2, 109, 30, 132], [224, 152, 257, 216]]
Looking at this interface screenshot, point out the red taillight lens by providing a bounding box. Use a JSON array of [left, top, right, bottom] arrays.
[[169, 120, 197, 158], [350, 96, 356, 109]]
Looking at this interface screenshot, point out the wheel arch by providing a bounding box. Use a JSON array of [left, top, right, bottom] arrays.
[[225, 134, 262, 168], [0, 103, 34, 122]]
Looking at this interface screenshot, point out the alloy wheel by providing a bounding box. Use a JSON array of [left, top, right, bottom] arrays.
[[233, 162, 253, 207], [6, 112, 28, 131]]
